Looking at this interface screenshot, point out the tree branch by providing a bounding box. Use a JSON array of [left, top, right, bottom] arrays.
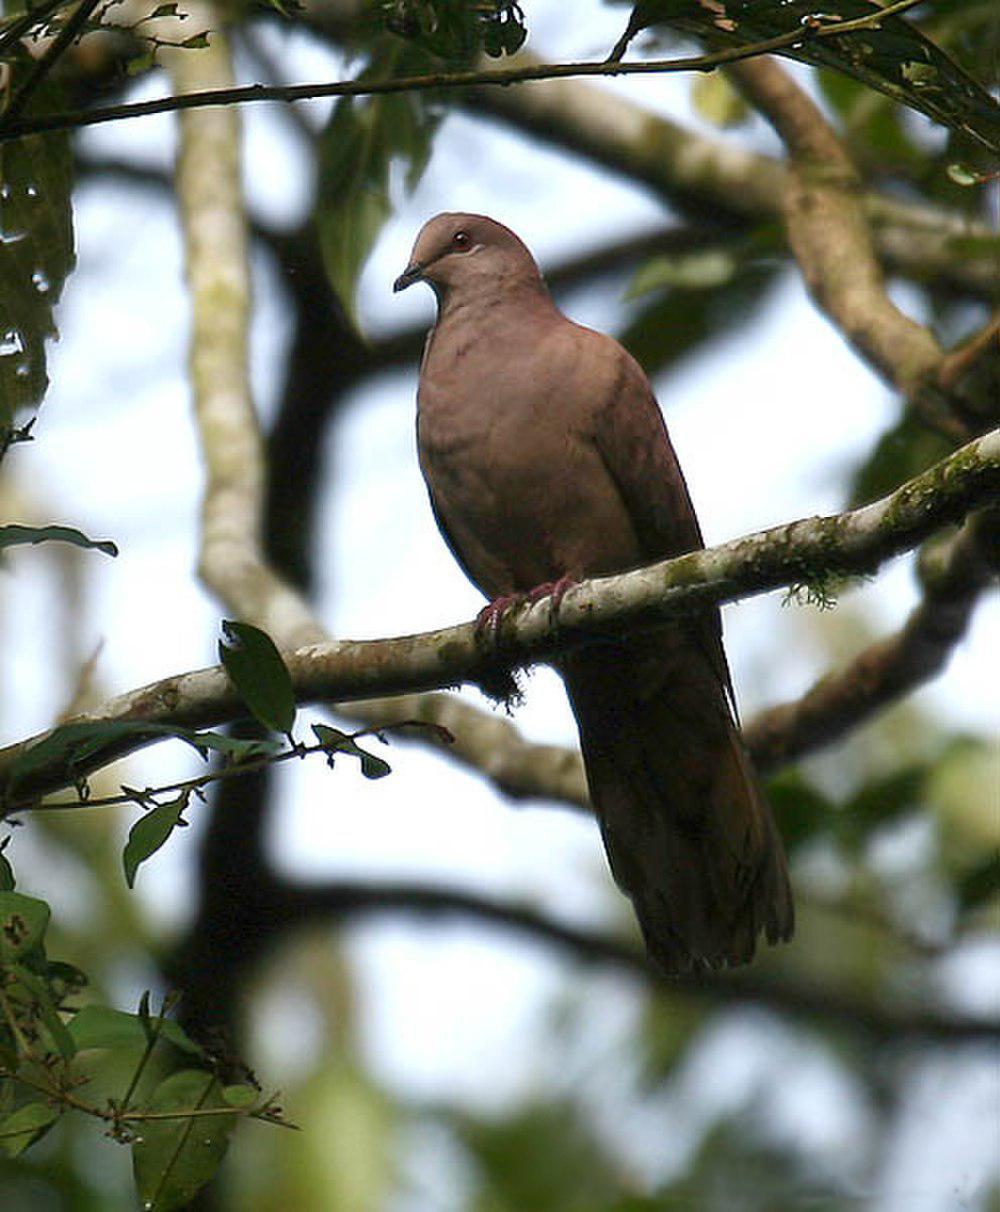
[[0, 2, 929, 142], [727, 56, 966, 438], [745, 508, 1000, 770], [1, 431, 996, 804], [166, 9, 326, 655], [463, 64, 995, 302], [275, 878, 1000, 1043]]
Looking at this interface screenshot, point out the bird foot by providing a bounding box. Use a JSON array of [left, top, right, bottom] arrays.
[[475, 593, 527, 649], [475, 577, 577, 649], [524, 575, 576, 619]]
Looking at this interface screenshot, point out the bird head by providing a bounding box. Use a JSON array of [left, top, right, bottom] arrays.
[[393, 212, 544, 305]]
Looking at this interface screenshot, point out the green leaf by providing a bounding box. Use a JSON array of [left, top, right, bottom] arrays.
[[69, 1004, 202, 1056], [0, 60, 75, 443], [221, 1083, 258, 1108], [126, 47, 157, 77], [184, 731, 284, 761], [0, 891, 50, 961], [10, 964, 75, 1059], [218, 620, 296, 736], [0, 523, 118, 557], [312, 724, 392, 779], [0, 1101, 59, 1158], [691, 72, 750, 128], [944, 233, 1000, 259], [123, 794, 190, 889], [620, 246, 781, 377], [132, 1070, 238, 1212], [6, 719, 215, 800], [626, 247, 742, 298], [315, 40, 437, 323]]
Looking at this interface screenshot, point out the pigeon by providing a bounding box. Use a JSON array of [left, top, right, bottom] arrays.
[[395, 212, 793, 972]]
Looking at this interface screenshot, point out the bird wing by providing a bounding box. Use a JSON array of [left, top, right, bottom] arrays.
[[587, 337, 738, 717]]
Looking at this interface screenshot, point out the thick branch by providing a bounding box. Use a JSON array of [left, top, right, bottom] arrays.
[[745, 508, 1000, 769], [727, 57, 964, 438], [167, 13, 325, 653], [1, 431, 996, 803], [465, 66, 995, 301]]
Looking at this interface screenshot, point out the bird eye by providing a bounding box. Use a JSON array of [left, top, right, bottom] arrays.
[[451, 231, 471, 250]]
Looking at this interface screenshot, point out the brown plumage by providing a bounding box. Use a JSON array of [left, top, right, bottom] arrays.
[[395, 212, 793, 972]]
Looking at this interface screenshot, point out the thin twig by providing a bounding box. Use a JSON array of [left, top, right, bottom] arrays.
[[0, 1, 924, 141]]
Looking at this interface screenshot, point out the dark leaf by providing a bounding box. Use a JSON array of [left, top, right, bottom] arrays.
[[132, 1070, 238, 1212], [956, 853, 1000, 909], [45, 959, 87, 999], [218, 619, 296, 736], [0, 57, 75, 443], [386, 0, 527, 61], [312, 723, 392, 779], [6, 720, 218, 800], [0, 523, 118, 556], [610, 0, 1000, 153], [0, 1101, 59, 1158], [765, 768, 837, 853], [837, 765, 928, 852], [10, 963, 76, 1059], [0, 837, 13, 890], [138, 989, 153, 1034], [315, 40, 438, 322], [849, 411, 953, 507], [385, 0, 480, 61], [123, 794, 190, 888]]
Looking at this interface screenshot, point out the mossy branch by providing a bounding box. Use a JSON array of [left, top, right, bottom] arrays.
[[0, 429, 995, 805]]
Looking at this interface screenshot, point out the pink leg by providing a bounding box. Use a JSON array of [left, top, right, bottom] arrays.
[[475, 592, 527, 647], [475, 576, 577, 648], [525, 574, 576, 613]]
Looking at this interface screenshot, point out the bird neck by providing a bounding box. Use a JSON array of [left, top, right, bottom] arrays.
[[433, 272, 554, 328]]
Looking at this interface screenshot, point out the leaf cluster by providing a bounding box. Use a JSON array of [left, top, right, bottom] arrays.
[[382, 0, 527, 62]]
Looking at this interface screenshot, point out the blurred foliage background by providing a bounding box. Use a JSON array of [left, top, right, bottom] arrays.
[[0, 0, 997, 1208]]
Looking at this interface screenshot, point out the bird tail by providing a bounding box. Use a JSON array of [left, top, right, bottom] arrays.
[[560, 624, 793, 974]]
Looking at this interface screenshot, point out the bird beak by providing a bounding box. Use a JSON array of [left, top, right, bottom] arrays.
[[393, 262, 424, 293]]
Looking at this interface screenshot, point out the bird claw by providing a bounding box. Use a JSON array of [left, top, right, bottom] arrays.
[[475, 593, 525, 649], [525, 575, 576, 620], [475, 577, 577, 650]]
